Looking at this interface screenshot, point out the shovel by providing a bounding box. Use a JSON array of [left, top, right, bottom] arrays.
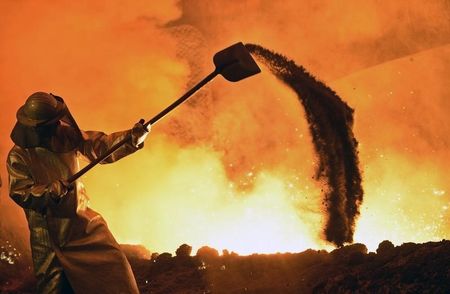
[[68, 42, 261, 183]]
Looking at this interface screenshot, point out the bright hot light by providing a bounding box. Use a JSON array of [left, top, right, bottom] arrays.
[[86, 139, 326, 255], [353, 151, 448, 251]]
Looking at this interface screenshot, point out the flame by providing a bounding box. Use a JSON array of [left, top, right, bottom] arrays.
[[0, 1, 449, 256]]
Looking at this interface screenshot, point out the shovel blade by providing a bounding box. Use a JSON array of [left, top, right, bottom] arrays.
[[213, 42, 261, 82]]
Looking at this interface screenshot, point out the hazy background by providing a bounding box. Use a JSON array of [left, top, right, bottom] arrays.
[[0, 0, 449, 255]]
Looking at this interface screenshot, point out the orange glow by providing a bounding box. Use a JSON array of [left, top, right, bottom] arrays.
[[0, 1, 449, 255], [354, 153, 448, 250], [332, 46, 450, 250]]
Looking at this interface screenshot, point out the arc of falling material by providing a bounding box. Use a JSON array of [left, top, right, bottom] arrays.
[[245, 43, 363, 247]]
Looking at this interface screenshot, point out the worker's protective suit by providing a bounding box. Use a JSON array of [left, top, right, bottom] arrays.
[[7, 92, 148, 293]]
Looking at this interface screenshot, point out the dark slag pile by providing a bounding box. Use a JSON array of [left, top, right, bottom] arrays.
[[1, 240, 449, 293]]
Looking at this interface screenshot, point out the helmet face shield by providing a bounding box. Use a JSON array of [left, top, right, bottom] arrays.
[[11, 92, 82, 152], [50, 94, 82, 133], [35, 121, 60, 138]]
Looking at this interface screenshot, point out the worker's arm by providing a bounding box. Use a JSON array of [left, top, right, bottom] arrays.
[[7, 149, 69, 214], [79, 122, 149, 164]]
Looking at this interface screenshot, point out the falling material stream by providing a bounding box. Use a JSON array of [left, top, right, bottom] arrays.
[[246, 44, 363, 246]]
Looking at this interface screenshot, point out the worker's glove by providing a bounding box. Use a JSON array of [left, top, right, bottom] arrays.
[[47, 179, 72, 201], [131, 119, 150, 148]]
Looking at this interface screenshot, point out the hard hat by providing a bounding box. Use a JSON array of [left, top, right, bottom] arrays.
[[16, 92, 66, 127], [11, 92, 82, 152]]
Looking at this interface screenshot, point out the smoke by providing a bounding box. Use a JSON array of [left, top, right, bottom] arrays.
[[170, 0, 450, 80], [245, 44, 363, 246]]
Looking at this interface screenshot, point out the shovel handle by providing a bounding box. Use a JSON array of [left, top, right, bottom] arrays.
[[144, 69, 219, 127], [67, 69, 220, 184]]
